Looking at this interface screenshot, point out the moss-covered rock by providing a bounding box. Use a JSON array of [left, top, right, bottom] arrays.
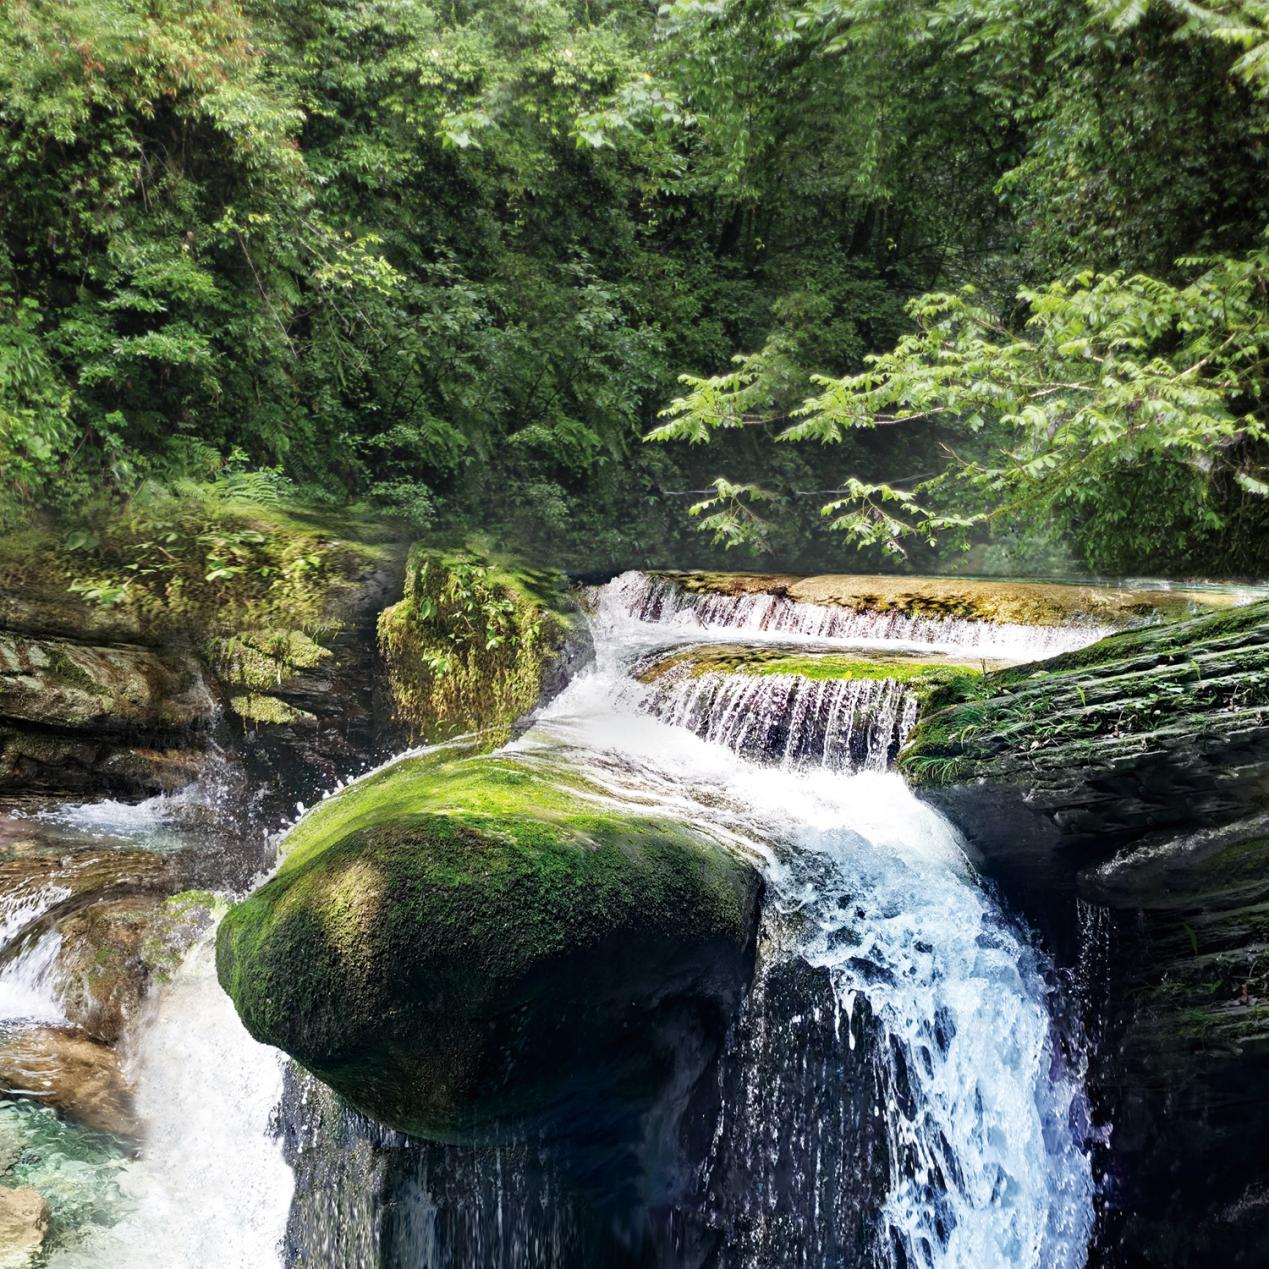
[[0, 634, 215, 732], [217, 748, 760, 1144], [636, 642, 983, 694], [900, 598, 1269, 806], [377, 548, 586, 748], [0, 498, 411, 798], [50, 889, 220, 1044], [899, 599, 1269, 1263]]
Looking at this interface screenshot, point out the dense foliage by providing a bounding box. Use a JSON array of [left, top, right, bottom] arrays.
[[2, 0, 1266, 575]]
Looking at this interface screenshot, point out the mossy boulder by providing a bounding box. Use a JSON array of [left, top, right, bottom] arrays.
[[217, 749, 760, 1146]]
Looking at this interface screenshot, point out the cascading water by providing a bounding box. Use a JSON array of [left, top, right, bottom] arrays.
[[264, 570, 1101, 1267], [495, 573, 1099, 1267], [605, 571, 1111, 661], [4, 569, 1111, 1267], [47, 932, 295, 1268], [642, 669, 920, 769]]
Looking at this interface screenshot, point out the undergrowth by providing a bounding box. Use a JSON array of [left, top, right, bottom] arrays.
[[377, 548, 570, 746]]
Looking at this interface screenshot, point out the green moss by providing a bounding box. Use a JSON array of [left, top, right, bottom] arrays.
[[377, 546, 573, 748], [228, 691, 314, 726], [900, 598, 1269, 787], [638, 643, 984, 694], [0, 491, 405, 645], [208, 629, 332, 692], [39, 645, 99, 694]]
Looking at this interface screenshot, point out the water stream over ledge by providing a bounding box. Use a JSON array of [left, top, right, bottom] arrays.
[[0, 570, 1111, 1267]]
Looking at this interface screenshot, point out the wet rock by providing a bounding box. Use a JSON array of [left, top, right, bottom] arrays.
[[652, 569, 1239, 626], [902, 600, 1269, 1264], [902, 599, 1269, 830], [218, 748, 761, 1164], [0, 727, 206, 796], [0, 1185, 49, 1268], [0, 849, 176, 917], [0, 633, 215, 733], [52, 889, 218, 1043], [0, 1025, 134, 1137], [52, 896, 163, 1044]]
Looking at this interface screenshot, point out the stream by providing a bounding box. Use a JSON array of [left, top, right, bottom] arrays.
[[0, 571, 1104, 1267]]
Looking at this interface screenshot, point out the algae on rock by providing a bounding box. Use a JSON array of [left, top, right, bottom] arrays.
[[900, 598, 1269, 798]]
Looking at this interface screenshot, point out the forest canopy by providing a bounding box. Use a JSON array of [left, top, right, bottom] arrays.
[[2, 0, 1267, 575]]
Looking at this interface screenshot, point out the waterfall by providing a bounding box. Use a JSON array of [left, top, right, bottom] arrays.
[[641, 670, 919, 770], [0, 792, 294, 1268], [271, 572, 1095, 1267], [499, 578, 1097, 1268], [598, 570, 1111, 661]]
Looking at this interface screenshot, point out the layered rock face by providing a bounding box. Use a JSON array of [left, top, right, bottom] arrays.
[[0, 628, 216, 796], [0, 518, 407, 801], [217, 749, 761, 1185], [902, 599, 1269, 1264]]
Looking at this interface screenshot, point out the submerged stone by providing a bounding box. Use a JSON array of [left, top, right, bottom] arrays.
[[217, 749, 761, 1150], [0, 1026, 134, 1138], [0, 1184, 49, 1269]]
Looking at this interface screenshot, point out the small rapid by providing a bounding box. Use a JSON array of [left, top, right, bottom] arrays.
[[604, 571, 1111, 661], [0, 792, 294, 1268], [642, 669, 920, 770]]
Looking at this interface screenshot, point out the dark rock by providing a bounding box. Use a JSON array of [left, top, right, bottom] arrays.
[[901, 600, 1269, 1264], [0, 726, 206, 796]]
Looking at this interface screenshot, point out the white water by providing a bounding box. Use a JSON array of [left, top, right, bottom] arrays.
[[0, 885, 70, 1024], [49, 933, 294, 1268], [644, 668, 920, 769], [603, 570, 1113, 662], [496, 575, 1097, 1267]]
